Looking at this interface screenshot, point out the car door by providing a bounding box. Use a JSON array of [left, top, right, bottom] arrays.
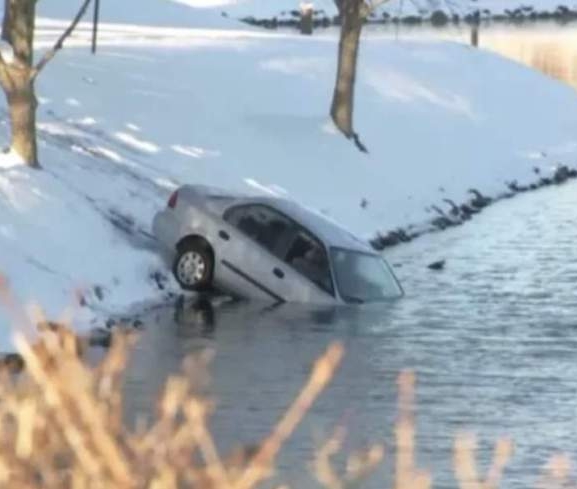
[[211, 204, 297, 302], [278, 227, 337, 304]]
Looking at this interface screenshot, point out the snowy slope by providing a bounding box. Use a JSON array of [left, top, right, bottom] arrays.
[[37, 0, 240, 28], [1, 15, 577, 351]]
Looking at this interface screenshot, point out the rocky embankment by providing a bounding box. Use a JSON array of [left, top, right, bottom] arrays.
[[370, 163, 577, 250]]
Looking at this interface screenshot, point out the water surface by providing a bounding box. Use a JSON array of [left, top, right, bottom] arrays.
[[124, 179, 577, 488]]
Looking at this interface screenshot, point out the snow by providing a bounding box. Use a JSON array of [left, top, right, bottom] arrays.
[[1, 2, 577, 351], [0, 40, 14, 65]]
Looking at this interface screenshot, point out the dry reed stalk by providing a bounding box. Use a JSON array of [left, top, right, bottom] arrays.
[[454, 432, 514, 489], [314, 424, 384, 489], [395, 371, 431, 489], [537, 454, 576, 489], [0, 276, 347, 488], [234, 342, 344, 489]]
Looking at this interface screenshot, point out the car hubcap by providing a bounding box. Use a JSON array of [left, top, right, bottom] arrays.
[[177, 251, 206, 286]]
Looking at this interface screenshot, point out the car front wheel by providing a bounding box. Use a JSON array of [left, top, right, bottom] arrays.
[[173, 241, 213, 291]]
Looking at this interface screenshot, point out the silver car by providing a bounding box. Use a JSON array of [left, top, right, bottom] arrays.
[[152, 185, 403, 304]]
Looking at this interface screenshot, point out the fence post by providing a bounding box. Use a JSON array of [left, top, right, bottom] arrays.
[[92, 0, 100, 54], [470, 9, 480, 47]]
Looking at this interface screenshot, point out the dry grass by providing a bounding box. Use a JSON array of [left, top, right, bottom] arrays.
[[0, 281, 574, 488]]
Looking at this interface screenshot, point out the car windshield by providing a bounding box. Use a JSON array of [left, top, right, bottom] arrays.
[[330, 248, 403, 303]]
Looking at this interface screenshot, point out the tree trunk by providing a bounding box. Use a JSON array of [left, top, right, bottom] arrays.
[[0, 0, 38, 167], [1, 0, 90, 167], [330, 0, 363, 138], [5, 72, 38, 167]]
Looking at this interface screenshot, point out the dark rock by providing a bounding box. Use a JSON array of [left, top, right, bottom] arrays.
[[468, 188, 492, 209], [428, 260, 446, 271], [94, 285, 104, 301], [507, 180, 528, 192], [132, 319, 144, 330], [539, 177, 553, 186], [105, 318, 116, 329], [370, 228, 412, 250], [432, 216, 453, 230], [88, 327, 112, 348], [443, 198, 465, 219], [553, 165, 571, 184], [431, 204, 460, 229], [459, 203, 479, 219]]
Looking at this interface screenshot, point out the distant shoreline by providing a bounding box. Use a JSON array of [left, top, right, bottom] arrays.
[[235, 5, 577, 30]]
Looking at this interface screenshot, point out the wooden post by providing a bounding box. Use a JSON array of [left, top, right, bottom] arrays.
[[300, 2, 314, 35], [92, 0, 100, 54], [470, 9, 480, 47]]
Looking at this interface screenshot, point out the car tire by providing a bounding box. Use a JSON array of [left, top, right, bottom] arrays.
[[172, 240, 214, 292]]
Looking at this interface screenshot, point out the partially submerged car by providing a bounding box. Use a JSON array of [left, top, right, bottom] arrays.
[[153, 185, 403, 304]]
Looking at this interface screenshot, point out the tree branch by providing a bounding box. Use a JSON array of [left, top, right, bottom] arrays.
[[365, 0, 391, 11], [362, 0, 391, 17], [30, 0, 92, 81]]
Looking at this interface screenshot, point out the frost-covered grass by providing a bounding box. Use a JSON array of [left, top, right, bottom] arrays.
[[1, 2, 577, 351]]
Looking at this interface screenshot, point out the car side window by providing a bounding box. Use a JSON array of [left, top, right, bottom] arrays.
[[285, 230, 333, 295], [224, 204, 293, 256]]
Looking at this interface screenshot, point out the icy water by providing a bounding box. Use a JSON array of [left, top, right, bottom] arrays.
[[124, 179, 577, 489]]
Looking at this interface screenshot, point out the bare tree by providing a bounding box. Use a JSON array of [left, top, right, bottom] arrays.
[[0, 0, 92, 168], [331, 0, 387, 153]]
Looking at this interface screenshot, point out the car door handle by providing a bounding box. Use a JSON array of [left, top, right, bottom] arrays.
[[273, 268, 284, 279], [219, 230, 230, 241]]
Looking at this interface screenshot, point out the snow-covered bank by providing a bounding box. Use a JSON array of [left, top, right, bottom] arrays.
[[2, 16, 577, 351]]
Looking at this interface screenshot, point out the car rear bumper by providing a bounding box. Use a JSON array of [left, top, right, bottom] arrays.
[[152, 209, 180, 255]]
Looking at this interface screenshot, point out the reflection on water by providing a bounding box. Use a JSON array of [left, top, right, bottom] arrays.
[[365, 21, 577, 90], [124, 180, 577, 489]]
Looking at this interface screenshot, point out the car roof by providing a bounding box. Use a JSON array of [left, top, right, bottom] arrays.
[[181, 184, 377, 253], [233, 195, 375, 254]]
